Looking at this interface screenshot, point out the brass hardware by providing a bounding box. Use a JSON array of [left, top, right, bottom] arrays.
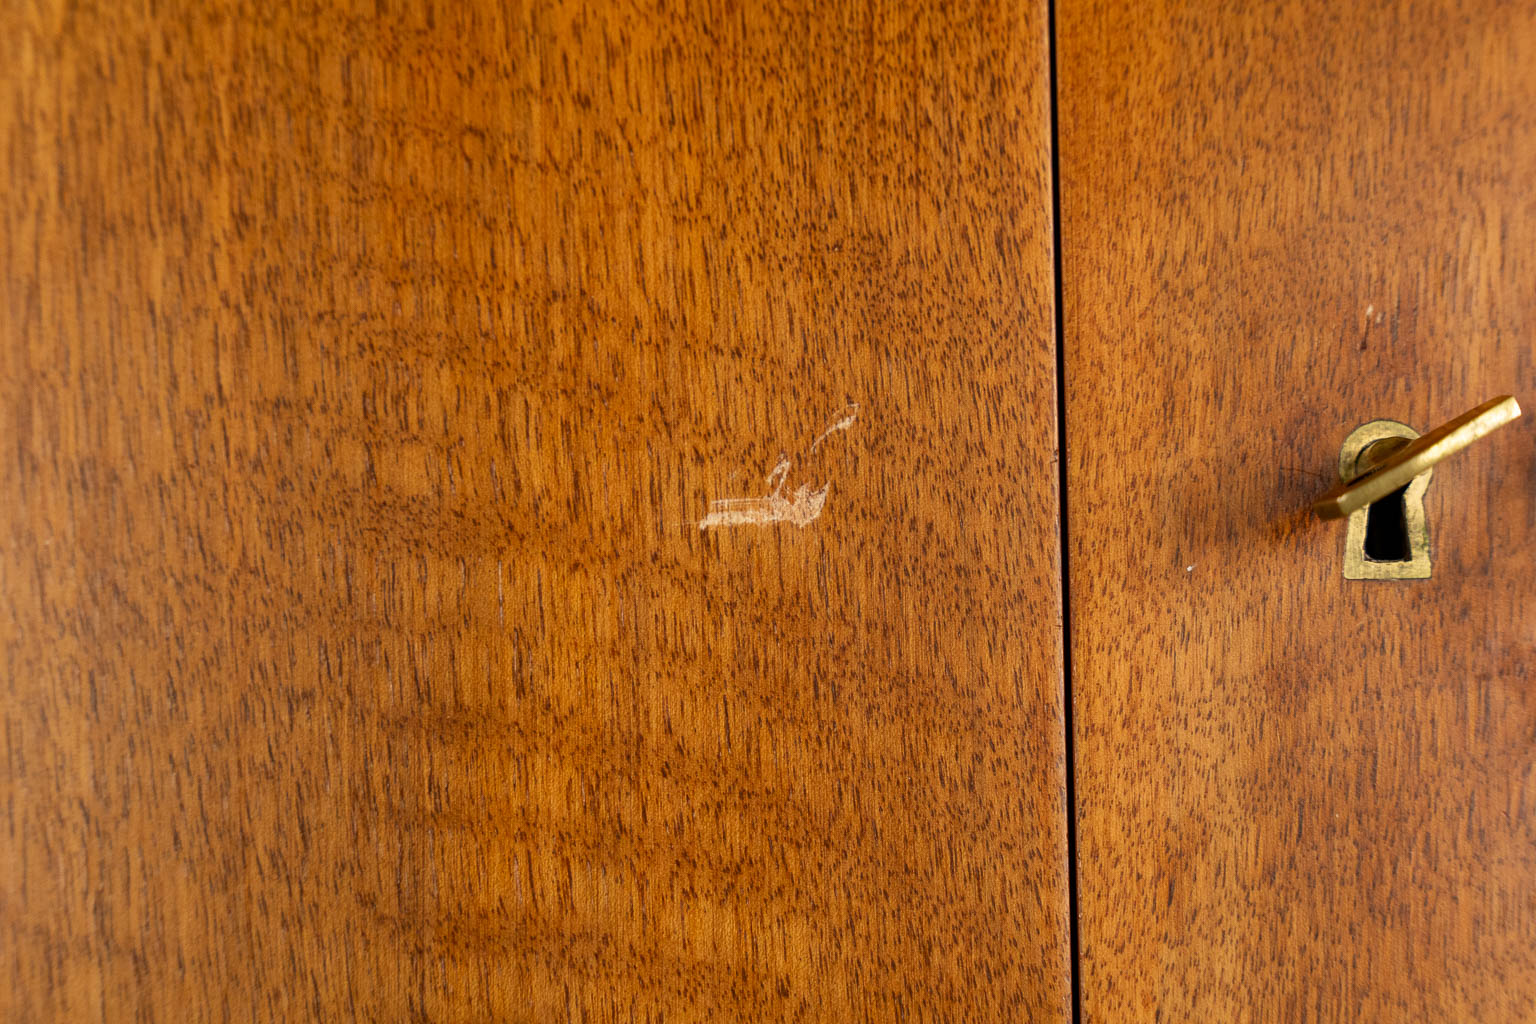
[[1336, 420, 1432, 579], [1315, 396, 1522, 581], [1313, 395, 1521, 520]]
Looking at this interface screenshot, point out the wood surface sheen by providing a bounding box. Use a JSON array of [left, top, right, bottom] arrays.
[[1060, 1, 1536, 1020], [1, 1, 1070, 1021]]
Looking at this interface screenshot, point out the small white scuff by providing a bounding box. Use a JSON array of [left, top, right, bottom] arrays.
[[810, 403, 860, 452], [699, 404, 858, 531]]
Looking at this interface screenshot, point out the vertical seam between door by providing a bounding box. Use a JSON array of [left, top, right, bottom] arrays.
[[1045, 1, 1082, 1021]]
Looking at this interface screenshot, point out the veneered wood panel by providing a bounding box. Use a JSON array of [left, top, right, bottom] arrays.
[[1, 1, 1069, 1020], [1060, 1, 1536, 1020]]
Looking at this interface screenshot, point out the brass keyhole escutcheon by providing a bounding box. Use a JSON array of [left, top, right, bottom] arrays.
[[1313, 396, 1521, 581], [1337, 420, 1432, 580]]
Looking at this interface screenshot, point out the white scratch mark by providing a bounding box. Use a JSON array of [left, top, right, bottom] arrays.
[[1365, 304, 1374, 317], [810, 403, 860, 452], [699, 405, 859, 531], [764, 454, 791, 493], [1186, 564, 1195, 572], [698, 481, 832, 530]]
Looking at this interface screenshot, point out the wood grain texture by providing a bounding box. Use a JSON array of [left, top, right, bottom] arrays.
[[1059, 1, 1536, 1020], [1, 1, 1069, 1020]]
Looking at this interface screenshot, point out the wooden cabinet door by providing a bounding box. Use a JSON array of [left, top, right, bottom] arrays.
[[1059, 1, 1536, 1019], [1, 1, 1070, 1020]]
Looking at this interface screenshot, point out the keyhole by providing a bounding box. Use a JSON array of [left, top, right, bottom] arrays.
[[1338, 421, 1433, 579], [1362, 484, 1411, 562]]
